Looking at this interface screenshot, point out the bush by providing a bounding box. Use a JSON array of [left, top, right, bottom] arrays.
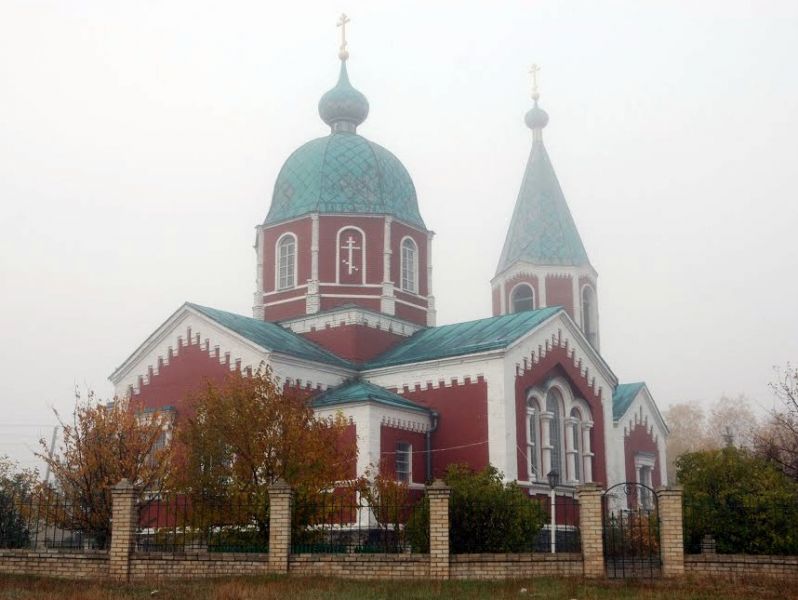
[[678, 447, 798, 554], [406, 465, 546, 553]]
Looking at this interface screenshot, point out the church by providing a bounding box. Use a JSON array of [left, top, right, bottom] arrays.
[[108, 29, 668, 498]]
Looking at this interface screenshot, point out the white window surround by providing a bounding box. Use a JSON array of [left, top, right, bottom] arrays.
[[510, 282, 535, 313], [336, 226, 367, 284], [275, 233, 298, 291], [400, 236, 419, 294], [524, 378, 593, 487], [634, 452, 657, 509]]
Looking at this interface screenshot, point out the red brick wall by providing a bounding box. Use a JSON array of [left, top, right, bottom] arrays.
[[262, 218, 313, 294], [545, 275, 574, 318], [318, 216, 385, 285], [514, 349, 606, 486], [134, 342, 232, 418], [380, 426, 427, 484], [391, 222, 428, 297], [301, 324, 405, 363], [399, 378, 489, 478], [503, 274, 539, 313]]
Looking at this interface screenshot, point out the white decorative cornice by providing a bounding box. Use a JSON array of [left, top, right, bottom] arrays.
[[279, 306, 422, 337]]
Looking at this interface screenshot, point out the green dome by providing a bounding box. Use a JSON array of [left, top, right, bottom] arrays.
[[266, 132, 425, 228], [319, 61, 369, 130]]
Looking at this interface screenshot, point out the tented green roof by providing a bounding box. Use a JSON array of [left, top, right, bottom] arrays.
[[612, 382, 646, 420], [364, 306, 561, 369], [312, 380, 430, 413], [496, 137, 590, 274], [188, 304, 353, 369]]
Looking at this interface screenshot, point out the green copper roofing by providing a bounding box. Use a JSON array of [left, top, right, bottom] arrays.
[[495, 107, 591, 275], [312, 380, 430, 414], [266, 133, 424, 228], [188, 303, 353, 369], [364, 306, 562, 369], [265, 59, 425, 229], [612, 382, 646, 420]]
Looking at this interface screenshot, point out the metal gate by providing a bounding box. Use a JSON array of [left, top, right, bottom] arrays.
[[602, 482, 661, 578]]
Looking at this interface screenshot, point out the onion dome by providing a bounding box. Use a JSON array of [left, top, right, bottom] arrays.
[[265, 54, 425, 229], [318, 61, 370, 133]]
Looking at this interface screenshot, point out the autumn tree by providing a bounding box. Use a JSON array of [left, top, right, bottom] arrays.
[[171, 368, 357, 539], [664, 395, 758, 484], [754, 364, 798, 481], [37, 391, 172, 546]]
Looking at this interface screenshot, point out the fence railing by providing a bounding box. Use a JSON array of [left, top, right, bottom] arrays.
[[292, 490, 425, 554], [0, 491, 110, 551], [136, 494, 270, 553], [684, 497, 798, 555]]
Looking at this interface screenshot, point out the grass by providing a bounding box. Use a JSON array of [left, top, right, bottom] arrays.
[[0, 574, 795, 600]]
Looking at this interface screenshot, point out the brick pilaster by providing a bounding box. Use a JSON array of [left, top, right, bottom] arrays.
[[577, 483, 604, 578], [427, 479, 451, 580], [109, 479, 137, 582], [657, 486, 685, 577], [268, 479, 294, 574]]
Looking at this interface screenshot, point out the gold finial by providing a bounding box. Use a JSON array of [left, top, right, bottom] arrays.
[[337, 13, 351, 61], [529, 63, 541, 101]]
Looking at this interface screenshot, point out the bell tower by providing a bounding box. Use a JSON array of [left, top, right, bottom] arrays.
[[491, 66, 599, 349]]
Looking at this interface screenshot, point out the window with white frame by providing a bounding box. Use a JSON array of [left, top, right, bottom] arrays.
[[526, 397, 541, 481], [511, 284, 535, 313], [396, 442, 412, 483], [400, 237, 418, 293], [276, 234, 296, 290]]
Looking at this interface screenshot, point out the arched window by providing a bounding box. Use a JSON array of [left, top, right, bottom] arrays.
[[526, 397, 541, 481], [581, 285, 597, 347], [276, 234, 296, 290], [511, 284, 535, 313], [570, 407, 582, 482], [401, 237, 418, 293], [546, 388, 563, 478]]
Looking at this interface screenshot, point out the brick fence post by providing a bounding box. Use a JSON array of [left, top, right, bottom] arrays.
[[577, 483, 605, 578], [109, 479, 137, 582], [268, 479, 294, 575], [427, 479, 451, 580], [657, 486, 684, 577]]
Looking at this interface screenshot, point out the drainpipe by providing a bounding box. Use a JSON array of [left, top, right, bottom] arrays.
[[425, 411, 439, 483]]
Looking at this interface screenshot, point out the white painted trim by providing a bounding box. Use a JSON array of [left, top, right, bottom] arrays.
[[264, 284, 309, 298], [310, 213, 320, 281], [279, 306, 422, 337], [264, 295, 307, 306], [321, 293, 382, 299], [335, 225, 367, 285]]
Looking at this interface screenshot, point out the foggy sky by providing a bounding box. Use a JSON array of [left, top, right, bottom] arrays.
[[2, 0, 797, 469]]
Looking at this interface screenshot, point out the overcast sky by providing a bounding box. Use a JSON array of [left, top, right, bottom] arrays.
[[2, 1, 797, 469]]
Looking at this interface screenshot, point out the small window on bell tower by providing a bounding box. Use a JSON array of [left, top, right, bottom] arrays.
[[511, 284, 535, 313]]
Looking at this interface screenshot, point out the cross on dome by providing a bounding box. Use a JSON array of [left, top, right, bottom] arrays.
[[529, 63, 541, 100], [337, 13, 351, 61]]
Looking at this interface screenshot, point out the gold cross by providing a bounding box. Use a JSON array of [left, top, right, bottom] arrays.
[[529, 63, 541, 99], [337, 13, 351, 59]]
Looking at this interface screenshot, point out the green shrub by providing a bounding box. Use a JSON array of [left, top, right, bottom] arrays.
[[406, 465, 546, 553]]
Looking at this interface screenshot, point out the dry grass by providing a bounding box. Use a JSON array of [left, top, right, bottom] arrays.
[[0, 574, 795, 600]]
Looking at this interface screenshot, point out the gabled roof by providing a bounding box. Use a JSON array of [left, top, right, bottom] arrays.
[[612, 382, 646, 421], [495, 138, 590, 275], [312, 380, 431, 414], [187, 304, 353, 369], [363, 306, 561, 369]]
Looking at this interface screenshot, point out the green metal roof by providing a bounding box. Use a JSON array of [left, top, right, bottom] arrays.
[[188, 303, 353, 369], [266, 132, 425, 228], [495, 135, 590, 274], [312, 380, 430, 414], [612, 382, 646, 420], [364, 306, 562, 369]]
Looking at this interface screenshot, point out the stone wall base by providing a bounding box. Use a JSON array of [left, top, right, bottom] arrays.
[[686, 554, 798, 579]]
